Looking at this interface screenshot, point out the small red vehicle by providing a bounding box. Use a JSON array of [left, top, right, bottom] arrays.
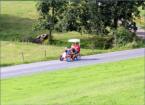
[[60, 39, 81, 62]]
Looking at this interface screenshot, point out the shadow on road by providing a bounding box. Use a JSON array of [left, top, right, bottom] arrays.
[[136, 28, 145, 39], [80, 58, 100, 61], [136, 32, 145, 35]]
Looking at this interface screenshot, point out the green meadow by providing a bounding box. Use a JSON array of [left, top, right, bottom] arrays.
[[0, 1, 38, 40], [1, 57, 144, 105]]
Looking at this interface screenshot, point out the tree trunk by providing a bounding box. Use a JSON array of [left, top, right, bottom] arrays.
[[48, 29, 52, 44], [48, 2, 55, 44], [113, 1, 118, 29], [52, 5, 55, 30], [113, 17, 118, 29]]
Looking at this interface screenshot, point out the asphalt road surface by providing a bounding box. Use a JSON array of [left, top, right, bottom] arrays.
[[136, 28, 145, 39], [1, 48, 144, 79]]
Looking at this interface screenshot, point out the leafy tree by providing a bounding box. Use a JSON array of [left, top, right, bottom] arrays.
[[87, 0, 144, 33], [110, 1, 144, 29], [35, 0, 145, 36], [35, 0, 66, 44]]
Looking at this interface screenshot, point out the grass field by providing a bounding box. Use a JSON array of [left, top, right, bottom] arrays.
[[1, 57, 144, 105], [0, 1, 38, 41], [1, 1, 37, 19]]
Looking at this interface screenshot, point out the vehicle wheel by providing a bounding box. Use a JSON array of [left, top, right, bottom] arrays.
[[66, 57, 71, 62], [60, 55, 64, 61], [77, 54, 81, 60]]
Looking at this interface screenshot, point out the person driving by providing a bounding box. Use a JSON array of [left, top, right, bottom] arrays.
[[71, 42, 80, 53]]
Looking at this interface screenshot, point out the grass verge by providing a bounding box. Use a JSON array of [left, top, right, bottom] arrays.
[[1, 57, 144, 105]]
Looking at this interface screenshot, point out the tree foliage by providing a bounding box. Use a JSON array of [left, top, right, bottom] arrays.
[[35, 0, 145, 36], [35, 0, 66, 43]]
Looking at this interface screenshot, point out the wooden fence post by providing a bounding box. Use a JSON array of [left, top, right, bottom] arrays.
[[21, 52, 24, 62], [44, 50, 47, 58]]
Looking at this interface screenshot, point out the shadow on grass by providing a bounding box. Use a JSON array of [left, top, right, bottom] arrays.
[[0, 56, 59, 67], [0, 63, 15, 67], [0, 14, 37, 41], [0, 15, 99, 48]]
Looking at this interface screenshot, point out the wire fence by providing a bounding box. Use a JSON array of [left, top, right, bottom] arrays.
[[1, 42, 64, 66]]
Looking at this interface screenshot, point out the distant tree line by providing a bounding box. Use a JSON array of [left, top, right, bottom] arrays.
[[34, 0, 144, 43]]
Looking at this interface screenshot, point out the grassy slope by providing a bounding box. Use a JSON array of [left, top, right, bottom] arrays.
[[0, 1, 91, 41], [1, 1, 37, 19], [0, 1, 38, 40], [1, 57, 144, 105]]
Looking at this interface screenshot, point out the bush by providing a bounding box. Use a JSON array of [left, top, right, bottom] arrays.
[[114, 27, 136, 46], [125, 41, 138, 48], [86, 35, 114, 49]]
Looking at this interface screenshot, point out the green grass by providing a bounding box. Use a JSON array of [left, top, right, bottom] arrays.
[[0, 1, 90, 41], [0, 1, 92, 41], [1, 41, 108, 66], [138, 6, 145, 17], [0, 1, 39, 41], [1, 40, 136, 67], [1, 1, 38, 19], [135, 6, 145, 28], [1, 57, 144, 105]]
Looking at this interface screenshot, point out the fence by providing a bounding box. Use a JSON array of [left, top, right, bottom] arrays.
[[1, 42, 63, 66]]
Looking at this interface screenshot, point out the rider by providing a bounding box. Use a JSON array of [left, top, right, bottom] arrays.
[[71, 42, 80, 60], [71, 42, 80, 54], [65, 47, 73, 61]]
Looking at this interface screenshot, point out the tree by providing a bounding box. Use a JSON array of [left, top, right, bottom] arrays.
[[110, 1, 144, 29], [35, 0, 66, 44], [56, 0, 92, 33], [35, 0, 145, 37], [87, 0, 144, 33]]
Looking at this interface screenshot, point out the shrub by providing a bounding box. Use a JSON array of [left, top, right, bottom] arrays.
[[87, 35, 114, 49], [125, 41, 138, 48], [114, 26, 136, 46]]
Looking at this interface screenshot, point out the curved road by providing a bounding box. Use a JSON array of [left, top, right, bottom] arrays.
[[1, 48, 144, 79]]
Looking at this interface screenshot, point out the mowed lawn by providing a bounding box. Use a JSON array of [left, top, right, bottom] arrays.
[[1, 57, 144, 105]]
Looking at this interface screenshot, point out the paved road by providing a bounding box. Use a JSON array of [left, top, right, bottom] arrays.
[[1, 48, 144, 79], [136, 28, 145, 39]]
